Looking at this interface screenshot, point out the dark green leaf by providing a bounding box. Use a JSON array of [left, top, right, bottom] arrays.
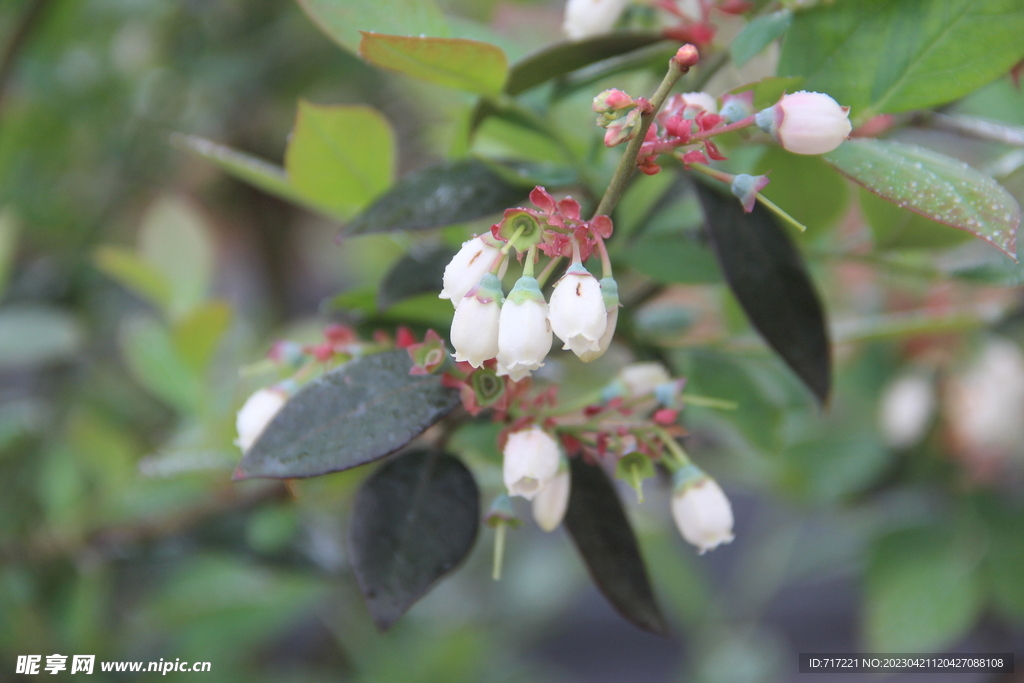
[[694, 182, 831, 404], [778, 0, 1024, 119], [349, 450, 479, 630], [344, 159, 529, 235], [235, 350, 461, 479], [296, 0, 449, 54], [564, 456, 669, 636], [865, 526, 982, 651], [731, 10, 792, 67], [619, 235, 721, 284], [378, 244, 456, 309], [505, 32, 664, 96], [359, 33, 507, 95], [826, 139, 1021, 259], [726, 76, 804, 110]]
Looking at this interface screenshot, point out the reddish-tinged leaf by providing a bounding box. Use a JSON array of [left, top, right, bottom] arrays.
[[359, 32, 507, 96]]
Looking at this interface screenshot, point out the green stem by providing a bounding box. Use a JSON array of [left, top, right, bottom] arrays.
[[756, 194, 807, 233], [535, 255, 564, 288], [592, 58, 690, 220], [654, 427, 691, 471], [492, 522, 506, 581], [595, 235, 613, 278], [523, 244, 537, 277], [687, 161, 734, 185], [681, 394, 738, 411]]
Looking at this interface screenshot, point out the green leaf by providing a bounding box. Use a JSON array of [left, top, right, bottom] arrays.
[[344, 159, 529, 235], [0, 207, 19, 297], [235, 350, 461, 479], [296, 0, 449, 54], [378, 244, 456, 310], [0, 306, 83, 370], [779, 432, 890, 503], [137, 196, 215, 317], [563, 456, 669, 636], [619, 235, 721, 284], [171, 301, 232, 373], [171, 134, 311, 209], [825, 139, 1022, 260], [285, 101, 395, 219], [778, 0, 1024, 119], [93, 246, 173, 311], [349, 450, 479, 630], [694, 182, 832, 404], [731, 10, 793, 68], [859, 188, 973, 250], [120, 316, 200, 413], [359, 33, 507, 95], [754, 147, 848, 233], [505, 32, 665, 96], [726, 76, 804, 110], [865, 527, 982, 651]]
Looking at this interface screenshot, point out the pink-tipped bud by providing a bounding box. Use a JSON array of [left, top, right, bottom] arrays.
[[756, 91, 852, 155], [593, 88, 634, 114], [603, 108, 641, 147], [673, 44, 700, 68]]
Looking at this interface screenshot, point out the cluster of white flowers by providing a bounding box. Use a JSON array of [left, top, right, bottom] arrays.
[[442, 235, 619, 382]]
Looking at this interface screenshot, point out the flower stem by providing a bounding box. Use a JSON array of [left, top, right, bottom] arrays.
[[595, 235, 613, 278], [535, 255, 564, 288], [592, 57, 691, 220], [492, 522, 507, 581], [687, 161, 734, 185], [523, 244, 538, 277], [654, 427, 691, 470], [490, 224, 527, 274]]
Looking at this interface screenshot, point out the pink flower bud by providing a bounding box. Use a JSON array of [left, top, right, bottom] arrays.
[[235, 386, 288, 452], [674, 44, 700, 68], [756, 91, 851, 155], [532, 461, 570, 531], [671, 465, 734, 554], [603, 108, 641, 147], [497, 276, 552, 382], [593, 88, 634, 113], [504, 426, 562, 500], [439, 235, 504, 306], [562, 0, 630, 40], [548, 262, 608, 358], [450, 273, 502, 368]]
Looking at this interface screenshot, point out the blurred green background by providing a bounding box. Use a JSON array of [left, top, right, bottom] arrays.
[[3, 1, 1024, 682]]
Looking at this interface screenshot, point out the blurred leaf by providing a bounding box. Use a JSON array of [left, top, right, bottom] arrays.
[[505, 32, 664, 95], [171, 301, 232, 373], [172, 134, 313, 209], [779, 432, 890, 503], [0, 306, 83, 369], [936, 240, 1024, 285], [296, 0, 449, 54], [93, 246, 173, 311], [480, 159, 578, 189], [679, 351, 786, 453], [285, 101, 395, 219], [859, 188, 973, 250], [695, 183, 831, 404], [619, 235, 721, 284], [778, 0, 1024, 119], [754, 147, 848, 233], [245, 504, 299, 554], [564, 456, 669, 636], [344, 159, 528, 235], [359, 33, 507, 95], [865, 527, 982, 651], [137, 196, 215, 317], [731, 10, 793, 67], [120, 316, 200, 413], [378, 245, 455, 310], [349, 450, 479, 630], [826, 139, 1022, 260], [981, 507, 1024, 621], [236, 350, 461, 479], [726, 76, 804, 110], [0, 207, 19, 296]]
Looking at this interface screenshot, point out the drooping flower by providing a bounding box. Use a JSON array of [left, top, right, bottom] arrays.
[[439, 235, 504, 306], [497, 275, 553, 382], [879, 372, 936, 449], [450, 273, 502, 368], [562, 0, 630, 40], [548, 261, 607, 358], [756, 91, 851, 155], [671, 464, 735, 554], [532, 459, 571, 531], [577, 275, 619, 362], [235, 386, 288, 452], [619, 361, 672, 397], [503, 425, 562, 500]]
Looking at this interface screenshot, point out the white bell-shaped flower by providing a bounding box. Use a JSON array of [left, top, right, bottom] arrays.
[[235, 387, 288, 452], [562, 0, 630, 40], [439, 235, 504, 307], [497, 275, 552, 382], [578, 276, 619, 363], [756, 91, 852, 155], [503, 425, 561, 500], [549, 262, 607, 358], [450, 273, 502, 368], [671, 465, 735, 554], [532, 461, 571, 531], [879, 372, 936, 449], [619, 362, 672, 397]]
